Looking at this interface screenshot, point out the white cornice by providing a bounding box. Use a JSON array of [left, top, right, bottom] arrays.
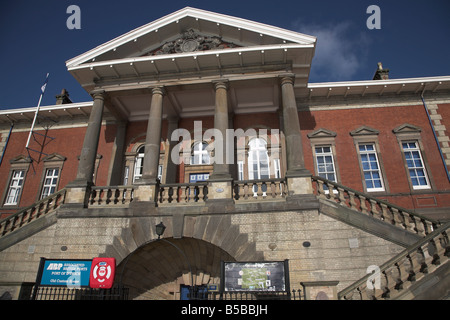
[[308, 76, 450, 89]]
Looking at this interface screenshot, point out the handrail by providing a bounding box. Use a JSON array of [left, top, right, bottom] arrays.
[[338, 221, 449, 300], [311, 175, 440, 237], [0, 188, 67, 239]]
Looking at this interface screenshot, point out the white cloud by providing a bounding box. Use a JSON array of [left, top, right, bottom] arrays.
[[294, 21, 370, 81]]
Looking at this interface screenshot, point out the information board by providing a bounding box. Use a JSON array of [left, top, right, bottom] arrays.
[[221, 260, 289, 292], [40, 259, 92, 287]]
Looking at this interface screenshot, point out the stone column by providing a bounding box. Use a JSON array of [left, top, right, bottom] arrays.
[[64, 89, 105, 207], [107, 121, 127, 186], [75, 89, 105, 184], [207, 80, 233, 203], [279, 75, 314, 197], [140, 86, 165, 184], [210, 80, 231, 180], [131, 87, 165, 207]]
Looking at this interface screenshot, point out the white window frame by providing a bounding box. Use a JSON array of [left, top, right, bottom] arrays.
[[5, 170, 25, 206], [40, 168, 60, 199], [238, 160, 244, 180], [248, 138, 270, 180], [314, 145, 337, 183], [358, 143, 385, 192], [158, 164, 163, 182], [273, 158, 281, 179], [402, 141, 431, 190], [123, 166, 129, 185], [133, 146, 145, 183], [191, 141, 210, 165]]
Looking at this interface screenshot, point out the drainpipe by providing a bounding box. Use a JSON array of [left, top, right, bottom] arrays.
[[0, 122, 14, 167], [421, 89, 450, 182]]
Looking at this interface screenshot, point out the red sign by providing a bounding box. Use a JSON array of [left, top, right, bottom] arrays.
[[89, 257, 116, 289]]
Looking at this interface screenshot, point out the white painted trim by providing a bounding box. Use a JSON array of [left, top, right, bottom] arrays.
[[0, 101, 94, 117], [308, 76, 450, 89], [67, 43, 313, 72]]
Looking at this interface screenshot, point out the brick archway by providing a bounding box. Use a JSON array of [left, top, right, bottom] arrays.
[[116, 237, 234, 299], [103, 214, 264, 299]]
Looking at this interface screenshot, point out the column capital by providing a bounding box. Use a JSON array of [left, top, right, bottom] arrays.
[[279, 73, 296, 86], [90, 89, 106, 99], [213, 79, 229, 91], [150, 86, 166, 96]]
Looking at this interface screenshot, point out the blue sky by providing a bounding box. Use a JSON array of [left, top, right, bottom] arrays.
[[1, 0, 449, 110]]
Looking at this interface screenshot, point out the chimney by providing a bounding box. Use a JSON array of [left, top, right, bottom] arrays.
[[55, 89, 73, 104], [372, 62, 389, 80]]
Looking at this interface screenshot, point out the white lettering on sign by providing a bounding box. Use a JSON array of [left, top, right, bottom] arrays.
[[46, 263, 63, 270]]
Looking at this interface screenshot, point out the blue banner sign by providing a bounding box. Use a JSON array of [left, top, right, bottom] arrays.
[[40, 260, 92, 287]]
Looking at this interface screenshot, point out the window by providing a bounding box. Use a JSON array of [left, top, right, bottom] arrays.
[[191, 142, 210, 165], [238, 160, 244, 180], [123, 166, 129, 185], [158, 164, 163, 182], [359, 144, 384, 192], [402, 141, 430, 189], [314, 146, 336, 182], [273, 159, 281, 179], [40, 168, 59, 199], [248, 138, 270, 180], [5, 170, 25, 205], [133, 145, 145, 183]]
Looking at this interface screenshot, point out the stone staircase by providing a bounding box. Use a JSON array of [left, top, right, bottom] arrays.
[[337, 220, 449, 300], [0, 188, 66, 251], [311, 176, 441, 246], [311, 176, 449, 300]]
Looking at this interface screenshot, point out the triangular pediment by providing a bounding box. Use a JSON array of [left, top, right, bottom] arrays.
[[10, 154, 32, 164], [307, 128, 337, 139], [393, 123, 421, 134], [350, 126, 380, 136], [66, 7, 316, 67], [42, 153, 67, 162]]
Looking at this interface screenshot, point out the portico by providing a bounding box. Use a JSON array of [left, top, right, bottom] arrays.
[[64, 7, 317, 207]]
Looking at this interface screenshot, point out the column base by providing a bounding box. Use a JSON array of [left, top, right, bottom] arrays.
[[62, 179, 94, 208], [206, 177, 233, 201], [131, 183, 158, 203], [286, 171, 314, 196]]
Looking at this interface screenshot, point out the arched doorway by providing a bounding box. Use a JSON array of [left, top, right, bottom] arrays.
[[116, 237, 235, 300]]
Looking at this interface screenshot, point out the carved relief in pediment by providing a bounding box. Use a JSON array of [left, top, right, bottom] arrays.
[[144, 29, 239, 56]]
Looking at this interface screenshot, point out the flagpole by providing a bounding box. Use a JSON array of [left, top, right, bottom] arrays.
[[26, 73, 49, 149]]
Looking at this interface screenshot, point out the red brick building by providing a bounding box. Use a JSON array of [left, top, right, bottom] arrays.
[[0, 7, 449, 300], [2, 73, 449, 221]]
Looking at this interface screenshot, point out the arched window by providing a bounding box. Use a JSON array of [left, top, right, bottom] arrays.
[[191, 141, 210, 165], [133, 145, 145, 183], [248, 138, 270, 180]]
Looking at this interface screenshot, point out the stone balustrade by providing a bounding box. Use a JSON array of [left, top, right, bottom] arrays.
[[338, 221, 449, 300], [89, 186, 134, 206], [311, 176, 440, 237], [157, 182, 208, 205], [0, 188, 66, 239], [233, 178, 287, 201]]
